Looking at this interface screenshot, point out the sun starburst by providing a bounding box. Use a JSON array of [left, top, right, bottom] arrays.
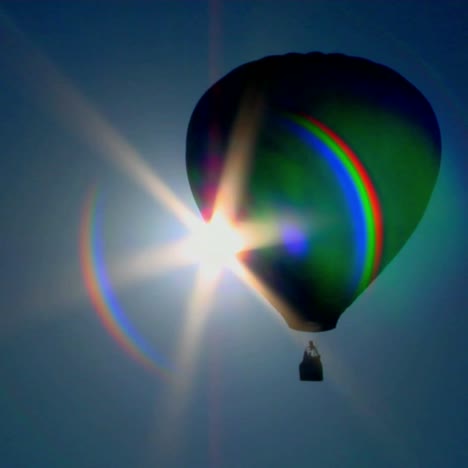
[[180, 211, 246, 280]]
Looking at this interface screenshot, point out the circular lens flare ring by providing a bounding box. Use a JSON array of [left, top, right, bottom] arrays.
[[79, 188, 172, 376]]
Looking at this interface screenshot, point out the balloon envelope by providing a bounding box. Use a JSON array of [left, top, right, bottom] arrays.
[[186, 52, 441, 331]]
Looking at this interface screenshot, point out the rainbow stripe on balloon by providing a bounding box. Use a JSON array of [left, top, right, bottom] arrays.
[[79, 188, 172, 376], [284, 113, 383, 294]]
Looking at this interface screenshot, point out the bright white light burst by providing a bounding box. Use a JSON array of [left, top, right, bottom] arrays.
[[181, 211, 246, 280]]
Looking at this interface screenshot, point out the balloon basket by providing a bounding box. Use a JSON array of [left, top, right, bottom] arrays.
[[299, 356, 323, 381]]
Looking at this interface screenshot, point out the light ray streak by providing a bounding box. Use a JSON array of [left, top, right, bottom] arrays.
[[213, 91, 264, 220], [19, 239, 194, 332], [208, 3, 223, 464], [319, 339, 417, 467], [229, 260, 302, 330], [178, 267, 220, 373], [0, 11, 198, 231], [151, 266, 220, 461], [209, 0, 221, 81], [108, 240, 193, 289], [237, 219, 285, 250]]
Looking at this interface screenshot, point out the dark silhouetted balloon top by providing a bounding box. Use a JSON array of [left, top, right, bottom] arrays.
[[186, 52, 441, 332]]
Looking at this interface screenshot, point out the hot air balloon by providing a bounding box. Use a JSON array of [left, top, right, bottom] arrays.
[[185, 52, 441, 381]]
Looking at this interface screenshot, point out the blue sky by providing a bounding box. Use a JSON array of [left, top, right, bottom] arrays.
[[0, 2, 467, 467]]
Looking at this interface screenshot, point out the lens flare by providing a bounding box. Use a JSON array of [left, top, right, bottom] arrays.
[[79, 188, 173, 376], [181, 211, 246, 278]]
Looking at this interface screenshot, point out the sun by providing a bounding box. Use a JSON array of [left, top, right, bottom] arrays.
[[180, 210, 246, 280]]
